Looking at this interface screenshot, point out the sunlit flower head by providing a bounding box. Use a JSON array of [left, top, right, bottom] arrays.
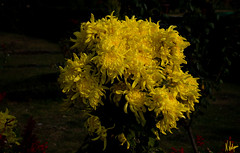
[[146, 87, 189, 134]]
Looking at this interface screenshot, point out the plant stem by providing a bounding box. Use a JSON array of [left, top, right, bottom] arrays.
[[187, 126, 199, 153]]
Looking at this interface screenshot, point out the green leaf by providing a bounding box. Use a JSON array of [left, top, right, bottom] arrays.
[[148, 137, 155, 147], [209, 22, 215, 29]]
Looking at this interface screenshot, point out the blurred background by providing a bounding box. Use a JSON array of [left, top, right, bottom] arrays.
[[0, 0, 240, 152]]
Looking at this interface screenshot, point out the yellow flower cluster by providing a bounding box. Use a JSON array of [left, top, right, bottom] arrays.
[[59, 12, 201, 150], [0, 109, 20, 146], [59, 53, 106, 110]]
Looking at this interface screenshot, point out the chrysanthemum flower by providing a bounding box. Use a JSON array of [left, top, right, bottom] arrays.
[[117, 133, 130, 149], [115, 83, 149, 126], [85, 115, 109, 150], [146, 87, 189, 134], [59, 53, 106, 110]]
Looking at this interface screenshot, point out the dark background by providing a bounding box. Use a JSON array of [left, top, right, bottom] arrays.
[[0, 1, 240, 152]]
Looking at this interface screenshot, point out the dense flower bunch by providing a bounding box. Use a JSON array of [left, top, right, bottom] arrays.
[[0, 109, 20, 147], [59, 12, 201, 151]]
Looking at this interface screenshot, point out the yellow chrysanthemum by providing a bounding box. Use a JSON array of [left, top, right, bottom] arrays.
[[92, 34, 128, 83], [59, 12, 201, 149], [115, 83, 150, 126], [117, 133, 130, 149], [110, 81, 127, 105], [175, 75, 200, 116], [85, 115, 102, 134], [58, 53, 92, 93], [147, 87, 189, 134], [165, 68, 201, 117], [85, 115, 114, 151], [75, 75, 105, 110], [58, 53, 106, 110]]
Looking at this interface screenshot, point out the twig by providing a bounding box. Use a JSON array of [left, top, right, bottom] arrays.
[[186, 125, 199, 153]]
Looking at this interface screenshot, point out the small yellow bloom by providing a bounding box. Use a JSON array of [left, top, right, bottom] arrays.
[[225, 138, 239, 152], [117, 133, 130, 149], [116, 84, 149, 126], [84, 115, 102, 134], [85, 115, 114, 151], [91, 126, 108, 151]]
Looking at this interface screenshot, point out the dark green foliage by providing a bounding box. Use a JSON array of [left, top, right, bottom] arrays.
[[77, 91, 165, 153]]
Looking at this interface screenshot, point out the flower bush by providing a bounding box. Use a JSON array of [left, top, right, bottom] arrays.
[[0, 109, 20, 150], [59, 12, 201, 152]]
